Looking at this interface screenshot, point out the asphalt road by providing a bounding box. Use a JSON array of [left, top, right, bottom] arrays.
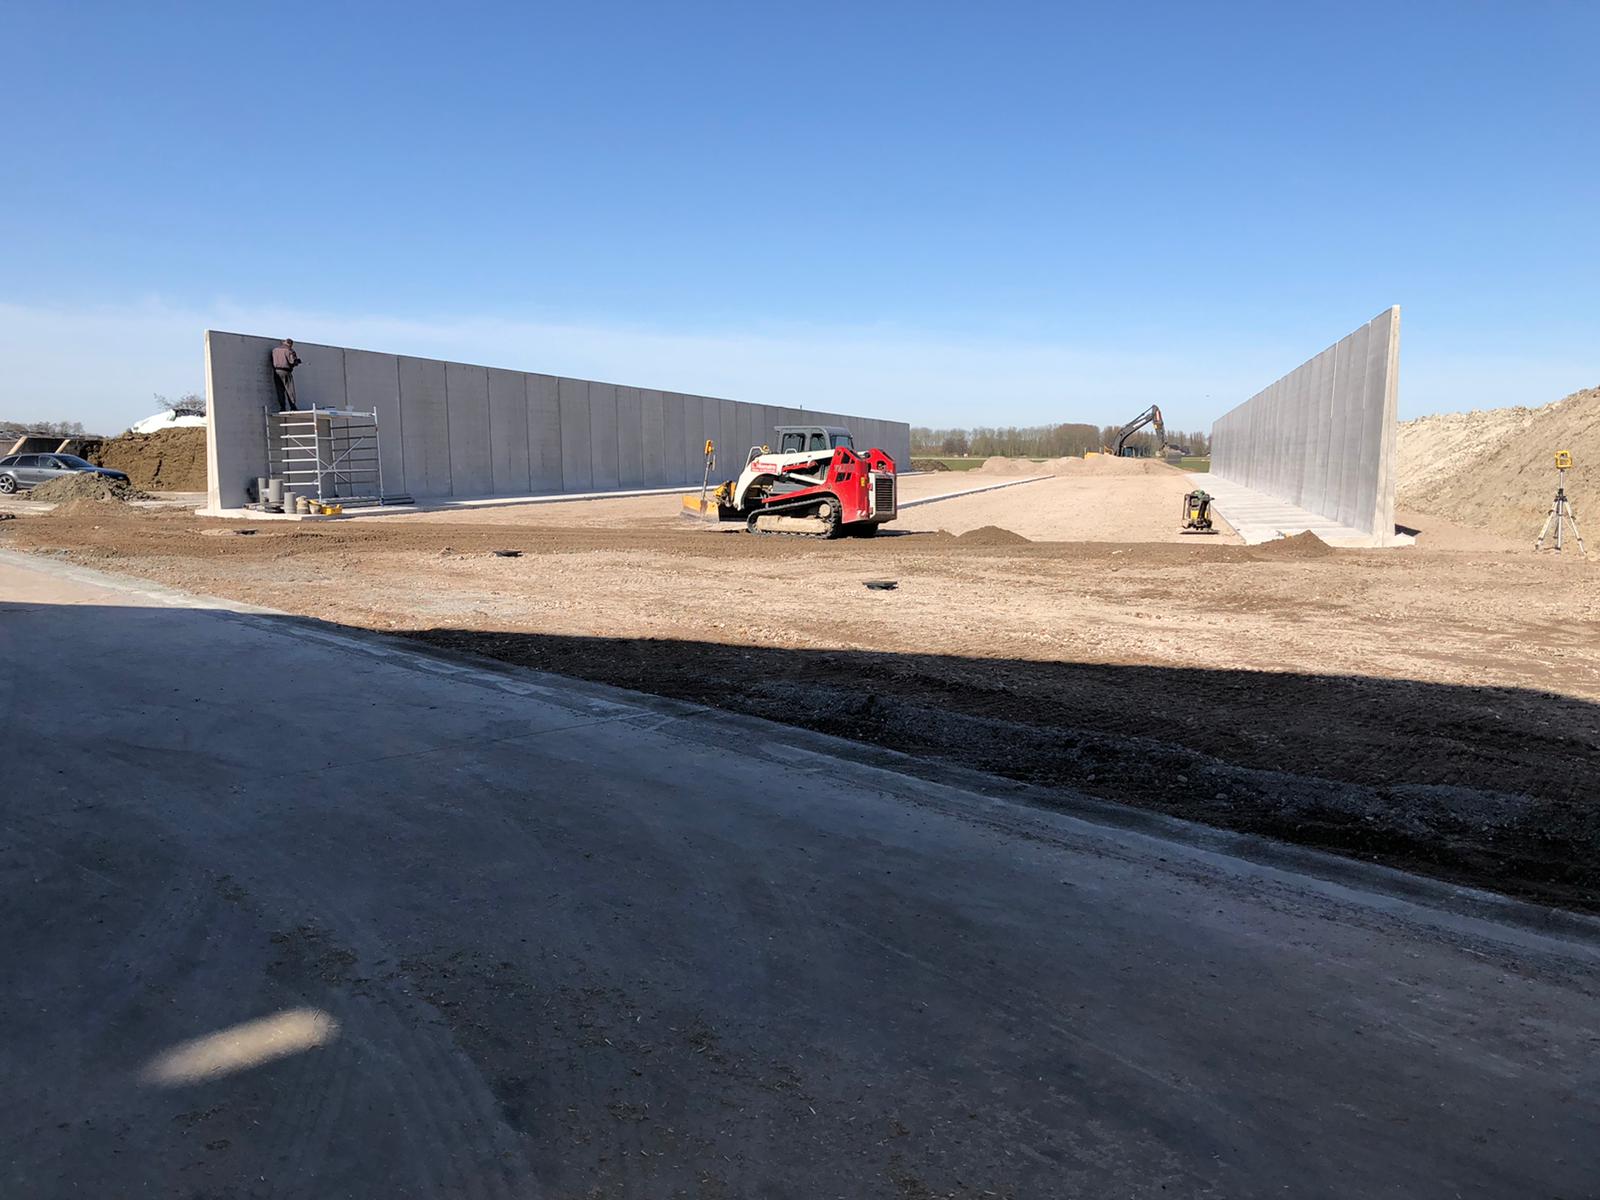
[[1, 551, 1596, 1199]]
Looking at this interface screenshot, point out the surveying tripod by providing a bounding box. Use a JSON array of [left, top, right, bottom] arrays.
[[1534, 450, 1587, 556]]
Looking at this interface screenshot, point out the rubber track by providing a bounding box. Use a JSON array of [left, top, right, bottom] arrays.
[[746, 493, 842, 538]]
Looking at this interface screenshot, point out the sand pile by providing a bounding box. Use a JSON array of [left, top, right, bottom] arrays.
[[87, 426, 207, 491], [956, 525, 1032, 545], [1081, 455, 1168, 476], [31, 474, 153, 503], [909, 458, 952, 472], [1040, 457, 1086, 474], [976, 456, 1036, 475], [1397, 387, 1600, 539]]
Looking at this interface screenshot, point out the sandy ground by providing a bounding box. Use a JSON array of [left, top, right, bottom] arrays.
[[5, 469, 1597, 909], [369, 460, 1241, 544], [897, 471, 1242, 541]]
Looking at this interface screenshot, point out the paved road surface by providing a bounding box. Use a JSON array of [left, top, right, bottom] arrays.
[[1, 552, 1595, 1199]]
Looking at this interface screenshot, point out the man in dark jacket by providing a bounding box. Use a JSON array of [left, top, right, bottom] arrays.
[[270, 339, 301, 411]]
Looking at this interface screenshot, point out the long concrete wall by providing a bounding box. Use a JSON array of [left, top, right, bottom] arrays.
[[204, 331, 911, 510], [1210, 307, 1400, 539]]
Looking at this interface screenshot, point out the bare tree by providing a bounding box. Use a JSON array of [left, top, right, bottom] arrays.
[[154, 392, 207, 417]]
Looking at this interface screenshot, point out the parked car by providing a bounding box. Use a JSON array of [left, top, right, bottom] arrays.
[[0, 453, 130, 494]]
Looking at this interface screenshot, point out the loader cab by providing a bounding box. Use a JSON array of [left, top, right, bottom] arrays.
[[774, 425, 853, 455]]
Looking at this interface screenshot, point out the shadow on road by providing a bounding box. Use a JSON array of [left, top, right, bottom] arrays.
[[5, 591, 1598, 1199], [404, 626, 1600, 913]]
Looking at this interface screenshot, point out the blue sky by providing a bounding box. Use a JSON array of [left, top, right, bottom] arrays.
[[2, 1, 1595, 433]]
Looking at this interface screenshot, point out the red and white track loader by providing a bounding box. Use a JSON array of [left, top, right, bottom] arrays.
[[681, 424, 898, 538]]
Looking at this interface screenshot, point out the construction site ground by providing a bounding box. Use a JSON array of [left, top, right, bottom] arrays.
[[4, 458, 1596, 912]]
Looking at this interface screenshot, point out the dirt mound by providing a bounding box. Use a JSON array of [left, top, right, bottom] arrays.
[[87, 426, 207, 491], [1250, 531, 1334, 560], [1039, 457, 1086, 474], [1397, 387, 1600, 539], [976, 456, 1034, 476], [32, 474, 153, 504], [1080, 455, 1168, 475], [955, 525, 1032, 546], [909, 458, 952, 472]]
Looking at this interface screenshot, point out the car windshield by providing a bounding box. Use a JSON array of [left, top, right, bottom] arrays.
[[54, 455, 92, 468], [831, 434, 854, 449]]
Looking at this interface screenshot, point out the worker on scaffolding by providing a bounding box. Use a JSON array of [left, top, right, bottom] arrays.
[[271, 338, 301, 411]]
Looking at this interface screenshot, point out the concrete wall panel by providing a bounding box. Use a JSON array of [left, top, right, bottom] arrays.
[[719, 400, 738, 472], [1210, 307, 1400, 541], [445, 363, 493, 497], [398, 356, 452, 498], [1299, 349, 1330, 515], [345, 350, 406, 499], [289, 344, 348, 415], [488, 367, 532, 494], [589, 382, 621, 490], [1368, 315, 1400, 538], [738, 403, 758, 459], [558, 378, 592, 491], [1331, 325, 1368, 528], [204, 331, 278, 507], [527, 374, 563, 492], [206, 329, 910, 509], [641, 389, 667, 485], [701, 397, 721, 473], [664, 392, 691, 485], [615, 386, 645, 488]]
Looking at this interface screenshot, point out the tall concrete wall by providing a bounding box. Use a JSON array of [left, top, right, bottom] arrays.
[[204, 331, 913, 509], [1210, 307, 1400, 539]]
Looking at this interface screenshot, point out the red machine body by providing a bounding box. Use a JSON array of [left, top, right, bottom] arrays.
[[727, 434, 899, 537]]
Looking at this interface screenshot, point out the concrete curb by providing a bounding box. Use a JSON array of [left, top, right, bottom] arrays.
[[900, 475, 1053, 509]]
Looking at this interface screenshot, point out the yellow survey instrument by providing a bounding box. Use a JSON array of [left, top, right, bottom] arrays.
[[1535, 450, 1586, 556]]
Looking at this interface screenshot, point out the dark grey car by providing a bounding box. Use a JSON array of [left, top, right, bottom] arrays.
[[0, 453, 130, 494]]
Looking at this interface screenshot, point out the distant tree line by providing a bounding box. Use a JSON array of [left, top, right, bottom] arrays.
[[0, 418, 93, 439], [912, 423, 1210, 458], [1, 392, 205, 443]]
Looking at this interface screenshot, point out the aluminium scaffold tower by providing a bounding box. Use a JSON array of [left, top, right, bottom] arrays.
[[265, 406, 393, 506]]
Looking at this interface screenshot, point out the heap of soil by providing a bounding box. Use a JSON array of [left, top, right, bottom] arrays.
[[1250, 531, 1333, 560], [1397, 386, 1600, 539], [31, 474, 153, 503], [909, 458, 952, 472], [1079, 455, 1168, 476], [87, 426, 207, 491], [956, 525, 1032, 546], [1040, 457, 1085, 473]]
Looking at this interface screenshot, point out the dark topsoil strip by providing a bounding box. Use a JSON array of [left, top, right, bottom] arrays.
[[406, 629, 1600, 914]]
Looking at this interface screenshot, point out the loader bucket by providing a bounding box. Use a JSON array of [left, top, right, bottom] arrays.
[[680, 494, 725, 522]]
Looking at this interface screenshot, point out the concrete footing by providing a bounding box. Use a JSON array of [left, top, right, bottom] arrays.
[[1202, 475, 1413, 547]]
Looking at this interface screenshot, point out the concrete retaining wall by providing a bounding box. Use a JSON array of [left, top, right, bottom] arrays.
[[1210, 307, 1400, 539], [204, 331, 913, 509]]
